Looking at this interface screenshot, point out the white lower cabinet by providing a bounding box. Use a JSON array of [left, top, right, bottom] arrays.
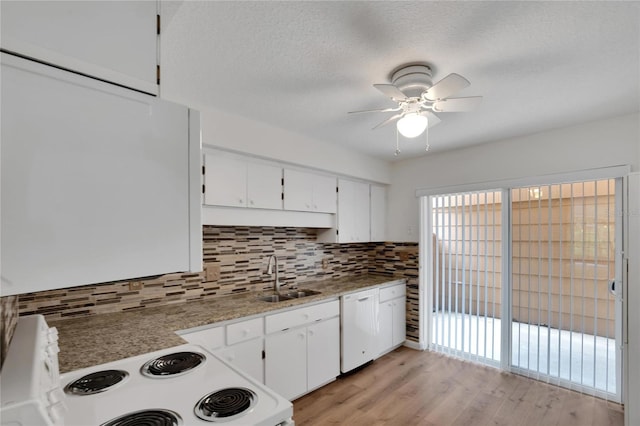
[[214, 338, 264, 383], [307, 317, 340, 391], [264, 327, 307, 400], [265, 300, 340, 401], [178, 317, 265, 384], [377, 284, 406, 357], [178, 283, 405, 400]]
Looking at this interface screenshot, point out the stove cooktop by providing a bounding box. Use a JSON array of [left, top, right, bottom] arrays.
[[60, 344, 293, 426]]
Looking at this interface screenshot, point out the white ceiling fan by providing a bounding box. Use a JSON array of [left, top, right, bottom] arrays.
[[350, 64, 482, 140]]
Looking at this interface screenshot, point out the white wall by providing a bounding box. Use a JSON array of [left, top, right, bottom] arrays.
[[388, 113, 640, 242], [198, 107, 391, 184]]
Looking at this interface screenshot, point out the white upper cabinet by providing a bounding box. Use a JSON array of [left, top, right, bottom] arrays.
[[370, 185, 386, 242], [283, 169, 336, 213], [336, 179, 371, 243], [247, 163, 283, 210], [1, 1, 158, 95], [204, 154, 282, 209], [204, 156, 247, 207], [0, 53, 201, 296]]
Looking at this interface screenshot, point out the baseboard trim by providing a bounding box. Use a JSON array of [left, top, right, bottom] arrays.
[[403, 340, 427, 351]]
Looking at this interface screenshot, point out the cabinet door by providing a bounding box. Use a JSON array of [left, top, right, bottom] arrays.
[[247, 163, 282, 210], [337, 179, 357, 242], [283, 169, 314, 212], [307, 317, 340, 390], [392, 297, 407, 347], [312, 175, 337, 213], [370, 185, 386, 242], [337, 179, 371, 243], [377, 301, 394, 356], [1, 53, 194, 296], [265, 329, 307, 401], [354, 181, 371, 242], [215, 338, 264, 384], [204, 155, 247, 207], [1, 1, 157, 94]]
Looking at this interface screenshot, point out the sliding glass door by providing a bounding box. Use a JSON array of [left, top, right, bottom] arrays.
[[510, 180, 622, 401], [426, 178, 623, 401]]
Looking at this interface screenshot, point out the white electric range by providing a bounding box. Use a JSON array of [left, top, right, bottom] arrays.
[[1, 315, 294, 426]]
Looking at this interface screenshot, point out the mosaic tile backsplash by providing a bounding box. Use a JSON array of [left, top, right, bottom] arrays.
[[0, 226, 419, 358], [0, 296, 19, 368]]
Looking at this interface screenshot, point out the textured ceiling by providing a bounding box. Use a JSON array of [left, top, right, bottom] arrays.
[[160, 1, 640, 161]]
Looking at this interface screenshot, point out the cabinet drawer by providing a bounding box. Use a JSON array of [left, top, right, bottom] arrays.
[[227, 317, 264, 345], [180, 326, 225, 351], [379, 284, 406, 303], [266, 300, 339, 334]]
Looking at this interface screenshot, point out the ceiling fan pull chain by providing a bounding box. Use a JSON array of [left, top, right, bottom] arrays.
[[394, 127, 401, 156]]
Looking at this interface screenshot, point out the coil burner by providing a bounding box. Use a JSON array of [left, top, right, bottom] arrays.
[[64, 370, 129, 395], [194, 388, 257, 422], [100, 409, 182, 426], [141, 351, 205, 378]]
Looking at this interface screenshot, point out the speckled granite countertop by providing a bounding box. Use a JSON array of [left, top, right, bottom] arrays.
[[50, 274, 405, 373]]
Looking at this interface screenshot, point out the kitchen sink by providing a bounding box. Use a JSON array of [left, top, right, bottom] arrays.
[[283, 289, 321, 298], [258, 294, 293, 303], [258, 289, 321, 303]]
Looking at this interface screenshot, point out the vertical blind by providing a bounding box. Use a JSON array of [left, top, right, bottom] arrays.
[[431, 190, 503, 366], [429, 179, 619, 400], [511, 180, 617, 400]]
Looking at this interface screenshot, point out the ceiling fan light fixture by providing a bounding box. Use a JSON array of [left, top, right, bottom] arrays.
[[397, 113, 428, 138]]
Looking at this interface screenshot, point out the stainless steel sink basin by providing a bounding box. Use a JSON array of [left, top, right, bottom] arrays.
[[282, 289, 321, 298], [258, 289, 321, 303], [258, 294, 293, 303]]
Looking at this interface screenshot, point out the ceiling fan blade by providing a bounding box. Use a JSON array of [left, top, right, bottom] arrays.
[[423, 110, 442, 128], [348, 106, 402, 114], [432, 96, 483, 112], [372, 113, 403, 130], [424, 73, 470, 101], [373, 84, 407, 101]]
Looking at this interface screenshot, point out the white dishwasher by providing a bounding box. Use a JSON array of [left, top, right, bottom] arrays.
[[340, 288, 379, 373]]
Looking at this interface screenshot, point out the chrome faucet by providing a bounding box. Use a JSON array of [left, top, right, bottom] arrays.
[[266, 255, 280, 294]]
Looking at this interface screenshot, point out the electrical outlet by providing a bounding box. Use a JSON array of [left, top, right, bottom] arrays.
[[129, 281, 143, 291], [322, 258, 329, 269], [205, 263, 221, 282]]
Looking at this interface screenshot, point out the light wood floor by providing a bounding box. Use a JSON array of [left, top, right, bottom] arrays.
[[293, 347, 623, 426]]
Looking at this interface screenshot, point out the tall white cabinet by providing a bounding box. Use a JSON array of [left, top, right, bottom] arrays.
[[336, 179, 371, 243]]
